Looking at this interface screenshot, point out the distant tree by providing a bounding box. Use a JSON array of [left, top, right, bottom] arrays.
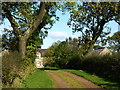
[[44, 37, 83, 68], [43, 41, 61, 57], [108, 31, 120, 52], [66, 37, 79, 47], [67, 2, 119, 54]]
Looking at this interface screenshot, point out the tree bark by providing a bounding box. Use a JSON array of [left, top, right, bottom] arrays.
[[84, 19, 106, 55], [18, 2, 46, 58], [19, 36, 27, 58]]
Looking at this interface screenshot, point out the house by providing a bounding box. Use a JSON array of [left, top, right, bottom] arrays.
[[35, 49, 46, 68], [35, 51, 44, 68], [39, 49, 46, 57], [88, 47, 112, 56]]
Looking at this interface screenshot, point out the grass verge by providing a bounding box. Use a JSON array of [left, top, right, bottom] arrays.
[[20, 69, 55, 88], [63, 69, 120, 89]]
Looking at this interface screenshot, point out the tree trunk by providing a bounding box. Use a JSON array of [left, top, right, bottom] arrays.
[[4, 2, 47, 58], [18, 3, 46, 58], [19, 37, 27, 58]]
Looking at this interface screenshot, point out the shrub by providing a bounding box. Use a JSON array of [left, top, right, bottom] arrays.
[[2, 50, 36, 88], [2, 51, 22, 87], [81, 53, 120, 81], [65, 53, 83, 69]]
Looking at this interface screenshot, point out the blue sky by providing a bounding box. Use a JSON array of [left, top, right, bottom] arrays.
[[41, 11, 81, 49], [41, 10, 119, 49], [0, 10, 119, 49]]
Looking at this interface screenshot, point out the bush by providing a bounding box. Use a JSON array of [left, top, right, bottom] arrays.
[[2, 51, 22, 87], [44, 57, 56, 67], [65, 53, 83, 69], [81, 53, 120, 81], [2, 50, 36, 88]]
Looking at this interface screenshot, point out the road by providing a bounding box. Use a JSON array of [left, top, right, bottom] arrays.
[[45, 70, 104, 89]]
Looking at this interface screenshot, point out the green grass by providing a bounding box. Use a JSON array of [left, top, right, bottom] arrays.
[[19, 66, 120, 89], [20, 70, 55, 88], [63, 69, 120, 89], [44, 66, 60, 70]]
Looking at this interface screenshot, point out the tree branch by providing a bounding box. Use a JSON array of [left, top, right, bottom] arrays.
[[24, 2, 47, 38], [12, 15, 27, 23], [3, 4, 20, 37]]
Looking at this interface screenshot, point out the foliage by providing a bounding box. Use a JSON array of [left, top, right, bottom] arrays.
[[81, 53, 120, 81], [67, 2, 119, 54], [2, 2, 60, 58], [44, 38, 84, 68], [2, 2, 76, 57], [108, 31, 120, 52], [1, 2, 77, 87], [2, 51, 36, 88], [2, 2, 58, 49], [2, 51, 22, 87], [43, 41, 60, 67], [45, 39, 120, 82], [2, 28, 19, 51]]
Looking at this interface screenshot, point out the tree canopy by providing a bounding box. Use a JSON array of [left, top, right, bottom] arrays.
[[2, 2, 59, 58], [108, 31, 120, 52], [2, 2, 119, 57], [2, 2, 77, 58], [44, 37, 84, 68], [67, 2, 119, 54]]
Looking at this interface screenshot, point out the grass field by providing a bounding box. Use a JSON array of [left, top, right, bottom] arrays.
[[20, 69, 55, 88]]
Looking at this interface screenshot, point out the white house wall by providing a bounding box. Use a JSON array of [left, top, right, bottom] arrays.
[[35, 52, 44, 68]]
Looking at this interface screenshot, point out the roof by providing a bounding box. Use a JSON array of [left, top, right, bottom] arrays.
[[93, 49, 103, 55], [36, 48, 46, 53], [88, 47, 111, 56], [40, 49, 46, 53]]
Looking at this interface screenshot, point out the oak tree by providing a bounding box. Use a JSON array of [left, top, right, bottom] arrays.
[[67, 2, 119, 54], [2, 2, 58, 58]]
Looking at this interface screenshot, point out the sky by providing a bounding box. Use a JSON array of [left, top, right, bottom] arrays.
[[41, 11, 81, 49], [0, 9, 119, 49], [41, 10, 119, 49]]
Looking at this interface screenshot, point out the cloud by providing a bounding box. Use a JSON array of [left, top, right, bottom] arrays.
[[49, 31, 68, 40]]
